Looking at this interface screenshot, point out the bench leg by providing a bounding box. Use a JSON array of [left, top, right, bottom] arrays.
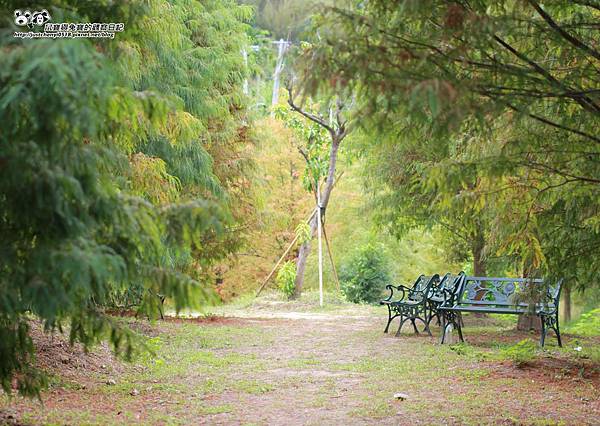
[[540, 313, 562, 348], [556, 313, 563, 348], [440, 311, 463, 344], [540, 318, 546, 347], [424, 303, 431, 327], [395, 316, 408, 337], [423, 323, 432, 337], [422, 318, 433, 336], [425, 304, 439, 330], [456, 321, 464, 343], [440, 313, 449, 344], [384, 305, 393, 333], [420, 313, 433, 337], [384, 314, 401, 334], [411, 318, 419, 335]]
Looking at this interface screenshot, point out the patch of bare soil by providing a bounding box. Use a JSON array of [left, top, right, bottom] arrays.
[[29, 322, 125, 382], [490, 356, 600, 384], [1, 322, 126, 425]]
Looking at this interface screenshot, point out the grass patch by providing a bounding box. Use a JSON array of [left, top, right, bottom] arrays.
[[286, 357, 322, 369], [350, 398, 392, 419], [233, 379, 275, 394], [198, 403, 234, 415]]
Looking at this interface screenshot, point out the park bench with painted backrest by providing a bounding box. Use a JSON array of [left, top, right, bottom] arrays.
[[380, 274, 440, 337], [438, 276, 563, 347]]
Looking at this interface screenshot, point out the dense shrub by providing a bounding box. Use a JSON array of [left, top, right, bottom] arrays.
[[339, 244, 390, 304]]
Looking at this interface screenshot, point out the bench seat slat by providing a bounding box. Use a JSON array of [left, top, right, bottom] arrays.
[[440, 306, 527, 314], [381, 299, 421, 306], [448, 300, 556, 308]]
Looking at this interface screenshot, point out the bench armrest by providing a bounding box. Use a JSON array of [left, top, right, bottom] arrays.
[[381, 284, 409, 303], [407, 288, 427, 303]]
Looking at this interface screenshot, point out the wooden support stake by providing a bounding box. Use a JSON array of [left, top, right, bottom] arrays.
[[321, 224, 340, 292], [255, 208, 317, 297]]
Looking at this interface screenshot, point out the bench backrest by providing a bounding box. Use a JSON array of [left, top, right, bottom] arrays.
[[409, 274, 440, 302], [430, 272, 465, 300], [456, 276, 563, 307]]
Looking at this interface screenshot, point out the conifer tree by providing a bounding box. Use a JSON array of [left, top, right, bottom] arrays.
[[0, 0, 253, 397]]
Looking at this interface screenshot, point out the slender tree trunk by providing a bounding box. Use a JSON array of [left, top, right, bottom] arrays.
[[293, 214, 317, 298], [472, 230, 486, 277], [292, 139, 341, 298], [563, 284, 571, 323], [471, 230, 488, 317]]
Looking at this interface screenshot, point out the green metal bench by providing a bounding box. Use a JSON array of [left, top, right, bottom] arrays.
[[426, 272, 465, 328], [380, 274, 440, 337], [438, 276, 563, 347]]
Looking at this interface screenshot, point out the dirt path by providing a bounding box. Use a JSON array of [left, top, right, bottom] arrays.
[[1, 309, 599, 425]]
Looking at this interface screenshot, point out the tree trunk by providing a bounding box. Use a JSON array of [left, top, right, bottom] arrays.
[[472, 233, 486, 277], [563, 284, 571, 323], [471, 231, 488, 317], [292, 139, 341, 298], [517, 314, 541, 331], [292, 214, 317, 298], [517, 264, 542, 331]]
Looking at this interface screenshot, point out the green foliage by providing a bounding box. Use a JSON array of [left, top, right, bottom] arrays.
[[0, 0, 251, 397], [566, 309, 600, 337], [295, 222, 312, 244], [339, 243, 390, 304], [274, 104, 330, 192], [276, 261, 297, 298], [306, 0, 600, 287], [500, 339, 536, 367]]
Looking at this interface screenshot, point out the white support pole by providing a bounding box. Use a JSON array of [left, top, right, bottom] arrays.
[[241, 48, 249, 95], [271, 39, 289, 110], [317, 182, 323, 307]]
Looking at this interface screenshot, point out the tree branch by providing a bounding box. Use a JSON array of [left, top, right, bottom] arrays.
[[527, 0, 600, 61], [504, 102, 600, 145], [286, 86, 335, 136], [493, 35, 600, 114]]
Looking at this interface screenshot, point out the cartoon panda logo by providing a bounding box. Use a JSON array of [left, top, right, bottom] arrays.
[[14, 9, 31, 26], [30, 9, 51, 28], [14, 9, 51, 28]]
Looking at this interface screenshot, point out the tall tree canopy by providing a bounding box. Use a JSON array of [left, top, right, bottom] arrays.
[[0, 0, 252, 396], [305, 0, 600, 285]]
